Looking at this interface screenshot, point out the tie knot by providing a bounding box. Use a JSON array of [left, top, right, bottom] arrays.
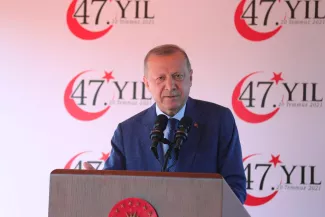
[[168, 118, 179, 131]]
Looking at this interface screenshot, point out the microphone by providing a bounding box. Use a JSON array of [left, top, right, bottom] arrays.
[[174, 116, 192, 160], [150, 114, 168, 159]]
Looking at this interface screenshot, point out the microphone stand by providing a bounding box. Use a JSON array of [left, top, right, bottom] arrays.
[[161, 139, 174, 172]]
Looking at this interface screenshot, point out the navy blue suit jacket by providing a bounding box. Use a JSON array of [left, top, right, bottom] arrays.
[[104, 97, 247, 204]]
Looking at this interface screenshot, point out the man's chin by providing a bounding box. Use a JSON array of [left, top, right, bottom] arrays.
[[162, 104, 182, 114], [163, 100, 180, 107]]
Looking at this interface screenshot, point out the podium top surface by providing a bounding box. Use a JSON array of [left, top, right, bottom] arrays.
[[51, 169, 223, 179]]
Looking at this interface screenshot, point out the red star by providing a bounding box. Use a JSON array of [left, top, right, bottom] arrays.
[[269, 154, 282, 167], [103, 71, 114, 82], [271, 72, 284, 85], [100, 152, 110, 161]]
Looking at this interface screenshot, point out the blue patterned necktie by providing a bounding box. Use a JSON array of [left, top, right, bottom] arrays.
[[166, 118, 179, 172]]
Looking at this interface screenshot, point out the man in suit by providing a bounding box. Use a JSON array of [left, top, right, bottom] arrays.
[[85, 44, 247, 204]]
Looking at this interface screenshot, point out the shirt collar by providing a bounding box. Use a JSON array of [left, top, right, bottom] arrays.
[[155, 102, 186, 121]]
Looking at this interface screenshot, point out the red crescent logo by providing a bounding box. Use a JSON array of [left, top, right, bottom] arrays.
[[243, 154, 279, 206], [64, 151, 110, 169], [234, 0, 282, 41], [64, 70, 110, 121], [232, 71, 279, 123], [64, 151, 89, 169], [67, 0, 113, 40], [108, 198, 158, 217]]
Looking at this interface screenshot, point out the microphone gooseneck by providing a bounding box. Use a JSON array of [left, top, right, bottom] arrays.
[[173, 116, 192, 160], [150, 114, 168, 159]]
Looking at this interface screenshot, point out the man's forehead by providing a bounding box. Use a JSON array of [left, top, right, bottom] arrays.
[[147, 55, 186, 69], [147, 64, 186, 75]]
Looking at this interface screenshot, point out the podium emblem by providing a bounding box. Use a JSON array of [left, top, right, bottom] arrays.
[[108, 198, 158, 217]]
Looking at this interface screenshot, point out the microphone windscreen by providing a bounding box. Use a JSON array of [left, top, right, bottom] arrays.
[[154, 114, 168, 130], [179, 116, 192, 129]]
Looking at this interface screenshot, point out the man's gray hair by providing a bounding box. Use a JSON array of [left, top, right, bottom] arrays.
[[144, 44, 192, 75]]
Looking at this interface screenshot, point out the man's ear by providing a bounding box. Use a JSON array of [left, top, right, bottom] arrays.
[[189, 69, 193, 86], [143, 76, 150, 89]]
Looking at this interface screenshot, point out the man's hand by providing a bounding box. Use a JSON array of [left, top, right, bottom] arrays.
[[83, 162, 96, 170]]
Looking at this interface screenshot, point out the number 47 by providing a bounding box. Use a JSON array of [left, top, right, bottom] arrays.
[[239, 81, 274, 108], [74, 0, 108, 25], [242, 0, 277, 26]]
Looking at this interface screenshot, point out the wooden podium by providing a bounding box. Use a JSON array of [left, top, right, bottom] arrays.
[[48, 169, 251, 217]]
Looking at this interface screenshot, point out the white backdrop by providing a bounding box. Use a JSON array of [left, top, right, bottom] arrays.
[[1, 0, 324, 216]]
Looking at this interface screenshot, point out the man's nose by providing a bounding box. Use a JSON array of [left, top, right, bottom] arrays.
[[165, 76, 176, 90]]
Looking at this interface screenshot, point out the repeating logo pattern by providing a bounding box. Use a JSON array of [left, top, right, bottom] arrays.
[[60, 1, 324, 214], [243, 153, 322, 206], [64, 151, 110, 169], [67, 0, 155, 40], [232, 71, 323, 123], [234, 0, 325, 41], [64, 70, 153, 121]]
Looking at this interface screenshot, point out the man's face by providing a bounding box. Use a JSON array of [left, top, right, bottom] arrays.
[[143, 51, 193, 116]]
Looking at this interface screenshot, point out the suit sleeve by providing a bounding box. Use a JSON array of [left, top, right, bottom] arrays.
[[103, 123, 126, 170], [217, 108, 247, 204]]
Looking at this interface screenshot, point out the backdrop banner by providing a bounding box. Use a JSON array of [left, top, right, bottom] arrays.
[[1, 0, 324, 216]]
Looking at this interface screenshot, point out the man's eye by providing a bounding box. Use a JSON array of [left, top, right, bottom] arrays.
[[174, 74, 184, 80]]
